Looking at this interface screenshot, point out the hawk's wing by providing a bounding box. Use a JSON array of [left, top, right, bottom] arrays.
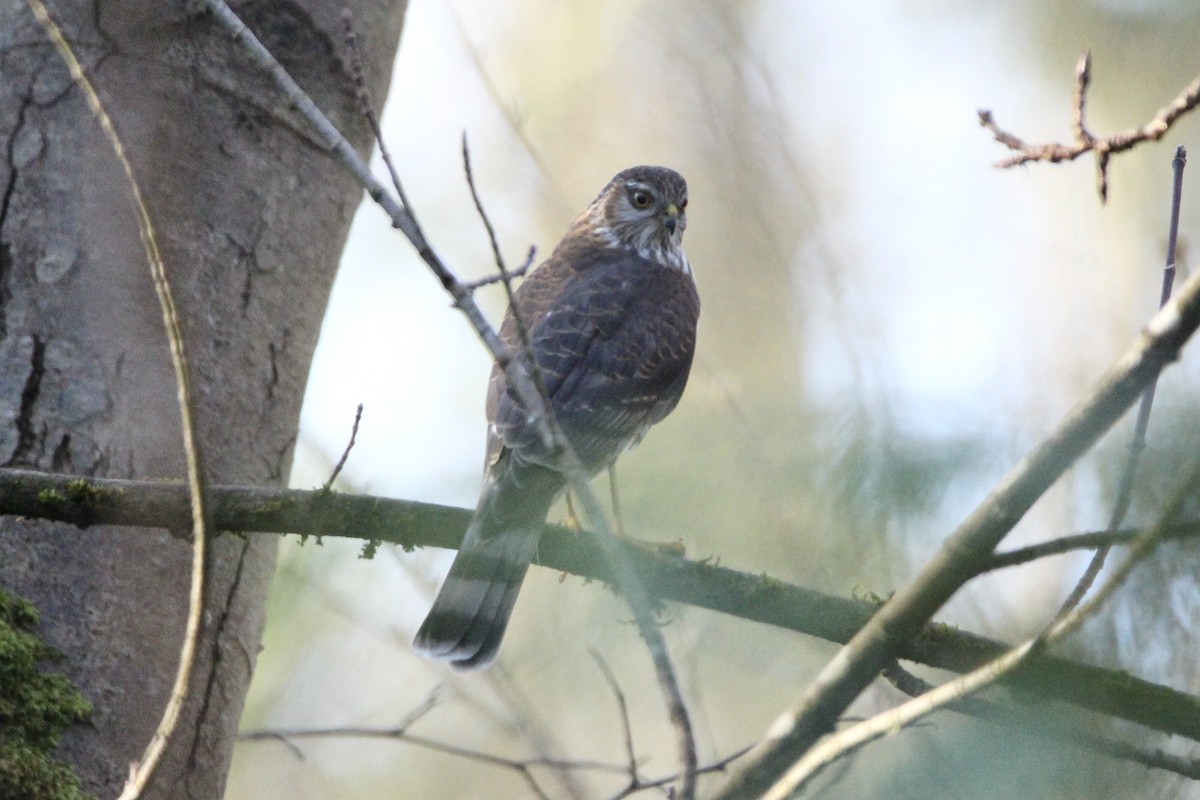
[[488, 246, 700, 474]]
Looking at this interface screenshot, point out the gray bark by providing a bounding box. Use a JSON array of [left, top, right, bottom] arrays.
[[0, 1, 405, 796]]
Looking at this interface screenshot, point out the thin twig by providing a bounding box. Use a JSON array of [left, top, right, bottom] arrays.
[[1070, 52, 1096, 148], [459, 138, 550, 416], [208, 4, 697, 793], [761, 461, 1200, 798], [460, 246, 534, 290], [340, 8, 412, 214], [462, 133, 509, 275], [242, 719, 747, 800], [590, 650, 642, 784], [716, 232, 1200, 799], [322, 403, 363, 491], [978, 56, 1200, 202], [241, 725, 627, 800], [882, 662, 1200, 783], [25, 3, 211, 798], [1057, 145, 1186, 615], [242, 724, 625, 772], [985, 527, 1139, 572], [607, 746, 753, 800]]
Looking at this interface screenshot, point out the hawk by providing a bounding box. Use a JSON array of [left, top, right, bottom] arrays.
[[414, 165, 700, 669]]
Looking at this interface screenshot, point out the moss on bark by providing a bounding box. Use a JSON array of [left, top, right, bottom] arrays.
[[0, 587, 93, 800]]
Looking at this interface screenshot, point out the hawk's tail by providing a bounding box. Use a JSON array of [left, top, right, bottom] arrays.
[[413, 471, 558, 670]]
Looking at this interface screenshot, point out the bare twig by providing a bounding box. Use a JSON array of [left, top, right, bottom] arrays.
[[1058, 145, 1186, 615], [458, 138, 553, 448], [207, 4, 697, 793], [984, 527, 1141, 571], [716, 237, 1200, 799], [459, 136, 546, 406], [1070, 52, 1096, 149], [340, 7, 412, 213], [242, 685, 617, 800], [591, 650, 641, 782], [5, 466, 1200, 741], [322, 403, 363, 491], [460, 246, 534, 290], [607, 746, 753, 800], [242, 717, 747, 800], [462, 133, 509, 276], [978, 55, 1200, 201], [761, 461, 1200, 798], [25, 4, 212, 799], [881, 662, 1200, 782], [241, 727, 617, 800]]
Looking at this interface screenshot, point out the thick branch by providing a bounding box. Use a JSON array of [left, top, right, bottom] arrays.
[[5, 467, 1200, 744]]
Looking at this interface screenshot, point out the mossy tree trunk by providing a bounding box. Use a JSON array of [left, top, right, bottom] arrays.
[[0, 2, 405, 796]]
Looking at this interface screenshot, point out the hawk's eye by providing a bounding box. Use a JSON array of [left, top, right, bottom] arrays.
[[680, 199, 688, 210], [631, 190, 652, 209]]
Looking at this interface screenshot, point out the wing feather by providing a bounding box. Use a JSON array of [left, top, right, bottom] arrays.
[[491, 246, 699, 473]]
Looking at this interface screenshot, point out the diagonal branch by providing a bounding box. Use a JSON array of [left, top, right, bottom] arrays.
[[764, 462, 1200, 797], [715, 242, 1200, 798]]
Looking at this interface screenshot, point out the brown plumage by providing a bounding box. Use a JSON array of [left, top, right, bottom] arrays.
[[413, 166, 700, 669]]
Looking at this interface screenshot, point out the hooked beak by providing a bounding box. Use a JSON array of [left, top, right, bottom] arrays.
[[663, 203, 679, 235]]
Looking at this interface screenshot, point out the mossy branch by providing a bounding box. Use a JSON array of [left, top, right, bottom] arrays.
[[3, 466, 1200, 747]]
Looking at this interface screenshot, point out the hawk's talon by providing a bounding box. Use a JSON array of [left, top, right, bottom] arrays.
[[620, 535, 687, 559], [562, 492, 583, 532]]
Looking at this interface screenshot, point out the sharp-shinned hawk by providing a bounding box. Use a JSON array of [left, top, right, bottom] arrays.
[[414, 165, 700, 669]]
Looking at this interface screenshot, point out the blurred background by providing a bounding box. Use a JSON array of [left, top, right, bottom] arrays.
[[227, 1, 1200, 798]]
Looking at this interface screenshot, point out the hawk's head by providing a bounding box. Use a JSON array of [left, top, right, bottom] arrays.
[[584, 165, 690, 272]]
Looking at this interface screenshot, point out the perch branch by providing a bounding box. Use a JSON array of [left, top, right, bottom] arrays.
[[5, 467, 1200, 744]]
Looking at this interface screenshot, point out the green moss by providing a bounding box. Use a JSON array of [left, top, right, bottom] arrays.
[[34, 489, 64, 509], [256, 498, 287, 517], [0, 587, 94, 800], [61, 480, 106, 508], [749, 573, 786, 598]]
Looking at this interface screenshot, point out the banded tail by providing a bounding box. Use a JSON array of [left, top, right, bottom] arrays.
[[414, 464, 561, 669]]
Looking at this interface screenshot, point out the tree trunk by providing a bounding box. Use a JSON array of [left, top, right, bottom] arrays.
[[0, 1, 405, 796]]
